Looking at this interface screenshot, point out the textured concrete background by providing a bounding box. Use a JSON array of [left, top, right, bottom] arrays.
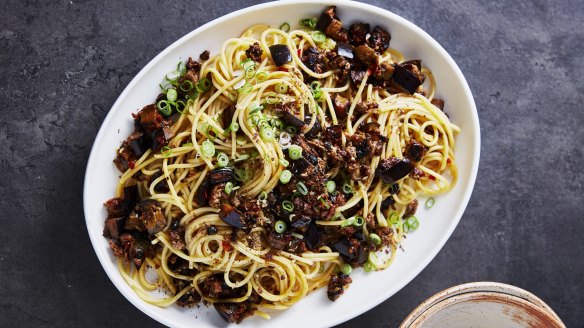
[[1, 0, 583, 327]]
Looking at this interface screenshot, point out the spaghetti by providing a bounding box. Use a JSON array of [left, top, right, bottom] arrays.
[[103, 6, 459, 323]]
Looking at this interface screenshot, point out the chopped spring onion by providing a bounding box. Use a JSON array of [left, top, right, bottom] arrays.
[[196, 78, 212, 92], [245, 66, 256, 79], [342, 183, 353, 194], [280, 170, 292, 184], [160, 146, 172, 157], [368, 252, 378, 266], [274, 220, 287, 234], [230, 122, 240, 132], [388, 211, 400, 226], [279, 132, 291, 145], [224, 182, 234, 195], [279, 22, 290, 32], [157, 100, 172, 116], [291, 232, 304, 239], [216, 152, 229, 167], [201, 140, 215, 157], [311, 31, 326, 43], [341, 217, 355, 227], [321, 38, 336, 50], [364, 261, 375, 272], [255, 71, 268, 82], [260, 125, 275, 141], [282, 200, 294, 212], [288, 145, 303, 160], [285, 126, 297, 134], [310, 81, 321, 91], [166, 88, 178, 102], [275, 82, 288, 94], [406, 216, 420, 231], [235, 169, 251, 182], [238, 82, 252, 94], [279, 158, 289, 167], [265, 92, 279, 104], [180, 80, 194, 92], [182, 142, 193, 147], [353, 216, 364, 227], [369, 233, 382, 245], [340, 263, 352, 275], [296, 182, 308, 195], [326, 180, 336, 193], [236, 135, 247, 146], [258, 191, 268, 201], [271, 118, 284, 131], [241, 58, 255, 70], [313, 89, 323, 100], [299, 17, 317, 29], [176, 100, 186, 114], [425, 197, 436, 208], [249, 101, 263, 112]]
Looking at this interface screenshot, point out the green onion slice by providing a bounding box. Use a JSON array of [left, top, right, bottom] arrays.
[[282, 200, 294, 212], [166, 88, 178, 102], [310, 81, 321, 91], [201, 140, 215, 157], [265, 92, 279, 104], [258, 191, 268, 201], [288, 145, 303, 160], [274, 220, 287, 234], [311, 31, 326, 43], [279, 158, 289, 167], [216, 152, 229, 167], [406, 216, 420, 231], [238, 82, 252, 94], [279, 22, 290, 32], [160, 146, 172, 157], [353, 216, 364, 227], [275, 82, 288, 94], [224, 182, 234, 195], [299, 17, 317, 29], [180, 80, 194, 92], [340, 263, 352, 275], [342, 183, 353, 194], [157, 100, 172, 116], [388, 211, 400, 226], [197, 78, 212, 93], [364, 261, 375, 272], [326, 181, 336, 193], [255, 71, 268, 82], [280, 170, 292, 184], [425, 197, 436, 208], [260, 125, 275, 141], [296, 182, 308, 195], [369, 233, 382, 245]]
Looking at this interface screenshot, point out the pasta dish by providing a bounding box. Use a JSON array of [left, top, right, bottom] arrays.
[[101, 6, 459, 323]]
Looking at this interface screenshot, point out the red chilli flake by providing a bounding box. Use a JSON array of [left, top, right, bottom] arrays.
[[447, 158, 452, 164], [222, 240, 233, 252], [429, 175, 436, 181], [278, 67, 288, 72], [128, 161, 135, 169]]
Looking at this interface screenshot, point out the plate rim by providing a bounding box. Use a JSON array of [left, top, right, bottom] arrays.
[[83, 0, 481, 327]]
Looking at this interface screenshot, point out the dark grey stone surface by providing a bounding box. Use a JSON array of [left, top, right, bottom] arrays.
[[1, 0, 583, 327]]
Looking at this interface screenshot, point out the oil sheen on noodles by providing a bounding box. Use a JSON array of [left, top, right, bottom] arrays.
[[113, 23, 459, 319]]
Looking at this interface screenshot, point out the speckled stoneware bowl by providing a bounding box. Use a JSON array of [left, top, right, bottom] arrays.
[[400, 282, 565, 328]]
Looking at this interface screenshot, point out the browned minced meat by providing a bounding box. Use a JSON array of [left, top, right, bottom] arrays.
[[431, 98, 445, 110], [199, 50, 210, 61], [366, 26, 391, 53], [214, 302, 255, 324], [332, 94, 350, 120], [404, 199, 419, 218], [327, 272, 352, 301], [208, 183, 228, 209], [245, 42, 263, 62], [301, 47, 326, 74], [328, 54, 351, 83], [349, 23, 369, 46], [169, 220, 186, 251]]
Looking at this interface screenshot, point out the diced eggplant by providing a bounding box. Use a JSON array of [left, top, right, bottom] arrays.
[[349, 23, 370, 46], [103, 217, 125, 239], [304, 223, 321, 250], [133, 199, 166, 235], [303, 115, 321, 138], [269, 44, 292, 66], [328, 55, 351, 82], [214, 302, 254, 324], [291, 215, 312, 233], [220, 203, 245, 229], [208, 168, 234, 185], [366, 26, 391, 53], [405, 140, 426, 162], [138, 104, 163, 133], [378, 62, 395, 81], [302, 47, 325, 74], [316, 6, 348, 42], [336, 42, 354, 59], [376, 157, 414, 184], [391, 63, 424, 94], [267, 231, 289, 250], [355, 44, 378, 67], [281, 111, 305, 128]]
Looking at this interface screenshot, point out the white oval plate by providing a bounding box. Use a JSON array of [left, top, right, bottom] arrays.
[[83, 1, 480, 327]]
